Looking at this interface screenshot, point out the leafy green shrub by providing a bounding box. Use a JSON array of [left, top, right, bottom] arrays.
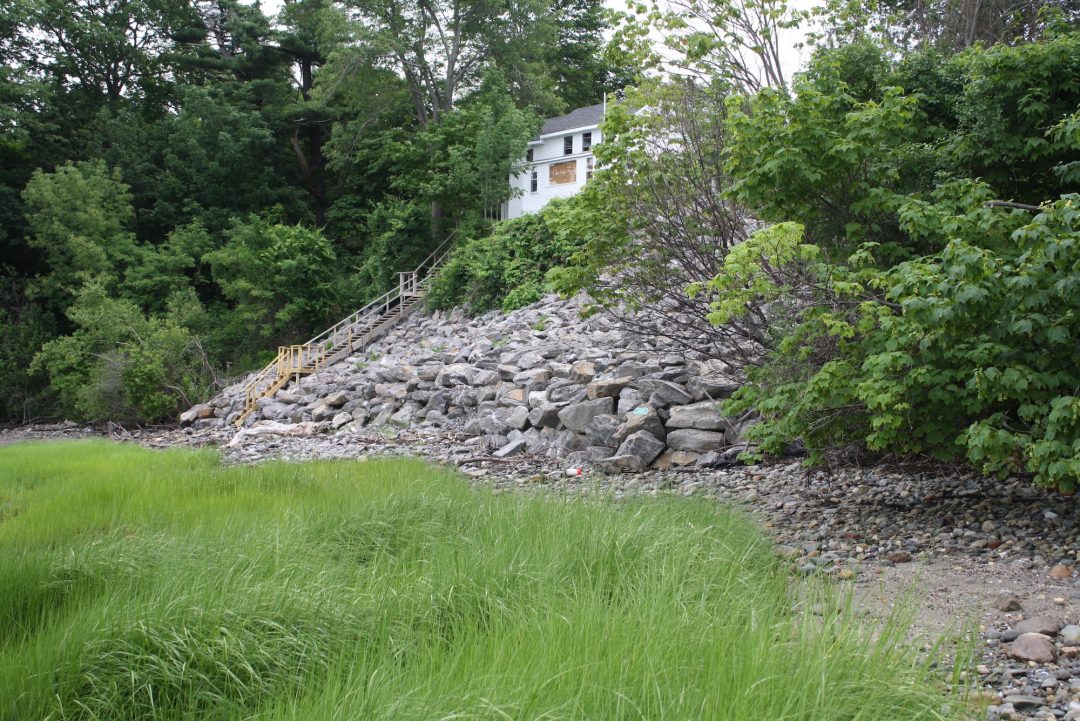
[[724, 33, 1080, 262], [30, 284, 215, 423], [428, 201, 583, 313], [21, 160, 141, 316], [710, 33, 1080, 488], [719, 190, 1080, 489], [205, 215, 342, 355]]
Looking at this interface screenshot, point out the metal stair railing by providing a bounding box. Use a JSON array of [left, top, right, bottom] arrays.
[[234, 232, 457, 426]]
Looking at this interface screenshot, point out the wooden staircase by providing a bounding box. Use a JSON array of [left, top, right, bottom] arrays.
[[234, 233, 456, 426]]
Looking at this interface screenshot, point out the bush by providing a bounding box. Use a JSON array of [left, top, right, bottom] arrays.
[[30, 284, 216, 423], [205, 215, 342, 356], [427, 202, 582, 313], [709, 34, 1080, 488], [719, 190, 1080, 489]]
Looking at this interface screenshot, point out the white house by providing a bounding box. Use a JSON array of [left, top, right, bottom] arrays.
[[502, 102, 605, 220]]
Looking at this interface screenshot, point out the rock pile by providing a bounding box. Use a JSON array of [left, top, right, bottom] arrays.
[[184, 294, 760, 472]]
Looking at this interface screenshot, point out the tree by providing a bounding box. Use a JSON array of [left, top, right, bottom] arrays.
[[812, 0, 1080, 54], [31, 282, 216, 423], [488, 0, 633, 114], [205, 215, 344, 357], [548, 80, 758, 369], [21, 161, 140, 316], [0, 269, 55, 422], [612, 0, 804, 93], [28, 0, 204, 108], [342, 0, 500, 129], [709, 35, 1080, 487]]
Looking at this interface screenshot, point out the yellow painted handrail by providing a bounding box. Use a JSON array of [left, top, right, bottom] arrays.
[[234, 231, 457, 426]]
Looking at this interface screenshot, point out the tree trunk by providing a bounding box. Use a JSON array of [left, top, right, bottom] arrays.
[[431, 200, 444, 242]]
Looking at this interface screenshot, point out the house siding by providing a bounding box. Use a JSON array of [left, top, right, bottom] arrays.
[[505, 127, 601, 220]]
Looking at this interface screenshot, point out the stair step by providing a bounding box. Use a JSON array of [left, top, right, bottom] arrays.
[[236, 237, 453, 427]]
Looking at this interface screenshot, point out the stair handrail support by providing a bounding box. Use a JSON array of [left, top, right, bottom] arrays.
[[234, 230, 459, 427]]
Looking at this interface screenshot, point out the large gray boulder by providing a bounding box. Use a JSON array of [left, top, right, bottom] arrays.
[[558, 397, 615, 433], [493, 438, 528, 459], [258, 402, 291, 421], [179, 403, 214, 426], [470, 368, 500, 386], [613, 430, 666, 469], [667, 428, 727, 452], [569, 360, 596, 383], [548, 382, 587, 405], [527, 390, 549, 408], [514, 351, 546, 370], [616, 388, 646, 416], [615, 360, 659, 378], [506, 405, 531, 431], [311, 403, 339, 422], [637, 379, 693, 408], [496, 385, 529, 407], [528, 404, 563, 429], [612, 407, 666, 445], [450, 386, 481, 408], [323, 391, 349, 407], [436, 364, 475, 387], [513, 368, 552, 389], [415, 365, 441, 382], [585, 414, 620, 446], [373, 383, 408, 401], [666, 401, 729, 431], [688, 376, 740, 401], [549, 430, 591, 454], [389, 403, 420, 427], [463, 408, 513, 436], [586, 376, 634, 400]]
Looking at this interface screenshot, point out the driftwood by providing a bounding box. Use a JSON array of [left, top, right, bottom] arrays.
[[226, 421, 322, 447], [456, 456, 527, 465]]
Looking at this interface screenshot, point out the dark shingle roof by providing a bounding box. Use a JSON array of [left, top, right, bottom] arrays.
[[538, 103, 604, 136]]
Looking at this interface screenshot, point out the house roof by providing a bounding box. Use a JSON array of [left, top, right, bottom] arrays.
[[537, 102, 605, 137]]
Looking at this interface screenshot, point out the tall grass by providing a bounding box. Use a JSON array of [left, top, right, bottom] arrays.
[[0, 440, 967, 720]]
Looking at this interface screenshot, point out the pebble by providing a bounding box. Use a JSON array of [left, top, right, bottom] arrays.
[[1015, 616, 1063, 636], [1051, 564, 1075, 579], [995, 593, 1025, 612]]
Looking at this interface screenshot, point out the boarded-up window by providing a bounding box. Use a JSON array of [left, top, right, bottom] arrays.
[[549, 160, 577, 185]]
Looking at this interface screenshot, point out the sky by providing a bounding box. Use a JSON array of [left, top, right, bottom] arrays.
[[246, 0, 816, 91]]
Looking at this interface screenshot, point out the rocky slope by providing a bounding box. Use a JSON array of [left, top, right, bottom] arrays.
[[184, 293, 760, 472]]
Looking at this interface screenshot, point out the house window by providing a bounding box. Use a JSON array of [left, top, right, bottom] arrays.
[[563, 136, 573, 155], [586, 156, 594, 180], [526, 148, 533, 162], [582, 132, 592, 151], [549, 160, 576, 185], [530, 168, 538, 192]]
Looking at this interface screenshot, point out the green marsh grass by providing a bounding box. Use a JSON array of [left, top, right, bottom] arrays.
[[0, 440, 969, 720]]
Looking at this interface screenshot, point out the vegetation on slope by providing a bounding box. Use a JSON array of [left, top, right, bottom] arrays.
[[427, 200, 585, 313], [0, 441, 966, 720], [0, 0, 630, 423], [549, 14, 1080, 487]]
